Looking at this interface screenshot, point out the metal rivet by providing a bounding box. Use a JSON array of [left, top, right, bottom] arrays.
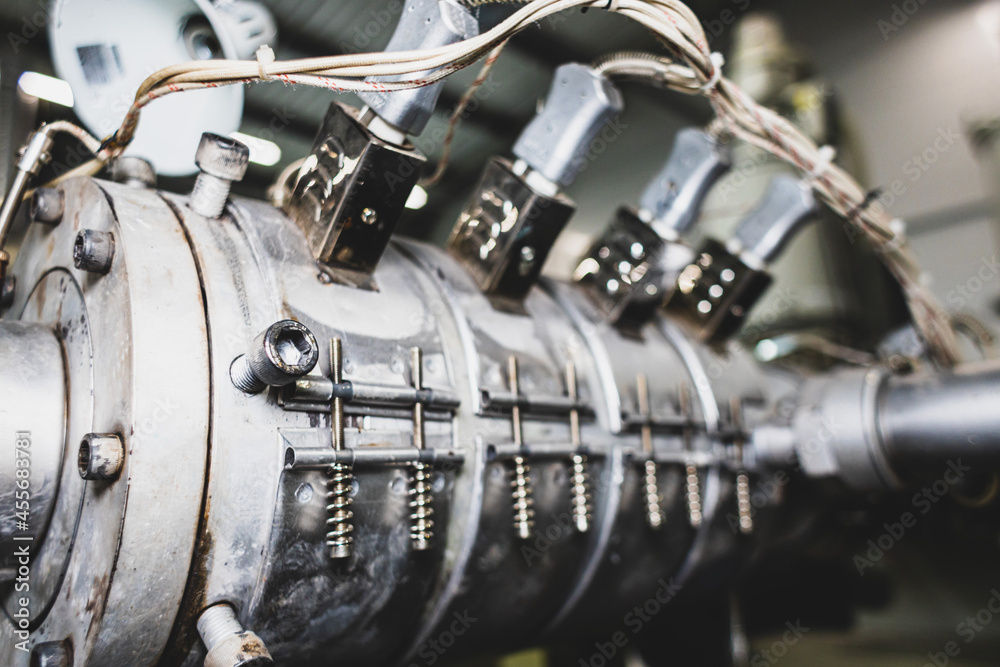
[[360, 207, 378, 225]]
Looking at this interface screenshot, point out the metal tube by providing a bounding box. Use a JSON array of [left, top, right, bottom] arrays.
[[878, 362, 1000, 470]]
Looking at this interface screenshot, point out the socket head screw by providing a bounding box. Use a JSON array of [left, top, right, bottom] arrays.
[[73, 230, 115, 274], [231, 320, 320, 394], [196, 133, 250, 181], [78, 433, 124, 481]]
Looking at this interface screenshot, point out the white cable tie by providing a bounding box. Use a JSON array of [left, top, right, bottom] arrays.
[[256, 45, 276, 81], [699, 52, 726, 93], [806, 145, 837, 182]]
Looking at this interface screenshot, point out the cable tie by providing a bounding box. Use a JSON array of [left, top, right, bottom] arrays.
[[256, 45, 276, 81], [806, 145, 837, 182], [699, 52, 725, 93]]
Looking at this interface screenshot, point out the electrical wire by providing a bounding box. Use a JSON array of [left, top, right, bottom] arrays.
[[419, 41, 508, 188], [58, 0, 960, 366]]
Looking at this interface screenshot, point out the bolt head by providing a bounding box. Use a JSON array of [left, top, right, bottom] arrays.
[[196, 133, 250, 182], [30, 640, 72, 667], [1, 275, 15, 309], [78, 433, 124, 481], [29, 188, 65, 224], [73, 230, 115, 274], [245, 320, 320, 389], [109, 156, 157, 188]]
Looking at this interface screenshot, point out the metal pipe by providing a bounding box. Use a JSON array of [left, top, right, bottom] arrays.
[[878, 362, 1000, 470]]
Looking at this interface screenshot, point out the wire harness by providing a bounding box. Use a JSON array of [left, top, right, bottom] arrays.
[[36, 0, 961, 366]]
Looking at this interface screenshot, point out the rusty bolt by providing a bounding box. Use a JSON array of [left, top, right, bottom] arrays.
[[197, 603, 273, 667]]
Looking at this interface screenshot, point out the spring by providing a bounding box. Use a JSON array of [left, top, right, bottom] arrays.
[[644, 460, 664, 529], [409, 462, 434, 550], [736, 472, 753, 535], [511, 455, 535, 540], [570, 454, 592, 533], [325, 462, 354, 560], [686, 463, 703, 528]]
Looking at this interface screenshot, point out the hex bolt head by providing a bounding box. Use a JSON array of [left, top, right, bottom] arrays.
[[109, 156, 157, 189], [73, 230, 115, 274], [78, 433, 124, 481], [197, 603, 273, 667], [29, 188, 65, 224], [30, 640, 72, 667], [191, 133, 250, 218], [230, 320, 320, 394]]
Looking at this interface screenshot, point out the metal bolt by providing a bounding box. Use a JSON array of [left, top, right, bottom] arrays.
[[78, 433, 124, 481], [29, 187, 64, 224], [30, 640, 72, 667], [231, 320, 320, 394], [1, 275, 15, 310], [73, 229, 115, 274], [190, 133, 250, 218], [518, 246, 536, 277], [109, 156, 157, 189], [197, 603, 273, 667], [360, 207, 378, 225]]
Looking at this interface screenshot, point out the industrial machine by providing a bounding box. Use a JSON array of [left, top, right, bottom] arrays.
[[0, 1, 997, 666]]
